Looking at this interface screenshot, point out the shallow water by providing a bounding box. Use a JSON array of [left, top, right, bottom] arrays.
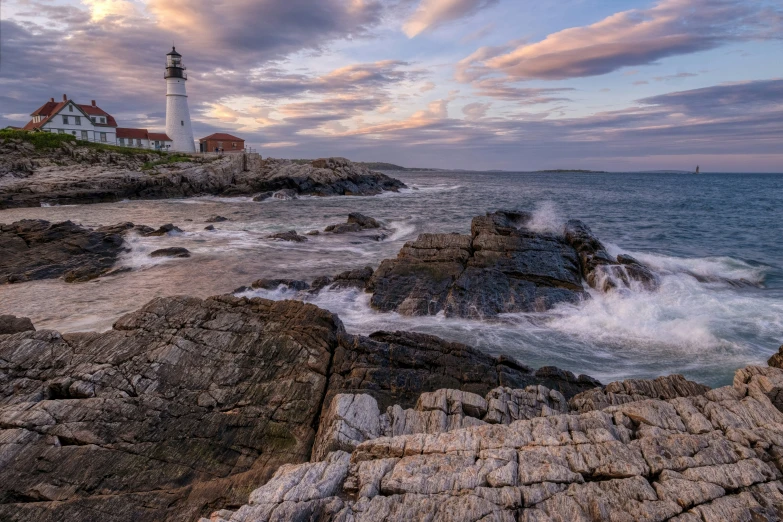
[[1, 171, 781, 386]]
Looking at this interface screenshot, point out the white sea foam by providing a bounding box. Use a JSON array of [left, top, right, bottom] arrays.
[[527, 201, 565, 234]]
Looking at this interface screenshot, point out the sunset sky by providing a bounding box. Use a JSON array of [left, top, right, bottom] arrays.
[[2, 0, 782, 171]]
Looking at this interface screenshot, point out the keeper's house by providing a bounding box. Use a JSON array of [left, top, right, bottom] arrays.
[[199, 133, 245, 153], [23, 94, 172, 150]]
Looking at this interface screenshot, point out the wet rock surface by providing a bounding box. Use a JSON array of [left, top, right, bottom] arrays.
[[0, 296, 598, 522], [0, 142, 406, 208], [0, 219, 127, 283], [149, 247, 191, 258]]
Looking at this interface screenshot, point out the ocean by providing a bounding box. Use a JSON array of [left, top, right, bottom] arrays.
[[1, 170, 781, 387]]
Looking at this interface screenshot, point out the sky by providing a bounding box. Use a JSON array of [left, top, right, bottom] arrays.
[[1, 0, 782, 171]]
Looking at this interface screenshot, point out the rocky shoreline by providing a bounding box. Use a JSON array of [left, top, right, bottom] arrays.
[[0, 136, 406, 208], [2, 202, 783, 521], [2, 295, 783, 521]]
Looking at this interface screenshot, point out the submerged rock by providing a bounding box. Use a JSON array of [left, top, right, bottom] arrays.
[[149, 247, 191, 258], [272, 188, 298, 200], [205, 215, 229, 223], [250, 278, 310, 291], [267, 230, 308, 242], [324, 213, 385, 236], [253, 191, 274, 202]]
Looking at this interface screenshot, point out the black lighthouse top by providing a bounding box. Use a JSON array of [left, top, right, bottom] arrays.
[[165, 47, 187, 80]]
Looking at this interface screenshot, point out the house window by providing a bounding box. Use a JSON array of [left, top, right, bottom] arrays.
[[217, 142, 223, 148], [75, 116, 81, 125], [136, 139, 142, 146], [62, 116, 69, 124], [119, 138, 125, 146], [91, 117, 96, 123], [232, 142, 236, 148], [81, 131, 88, 140], [100, 117, 105, 124], [72, 131, 77, 135], [69, 105, 73, 112], [58, 129, 65, 134], [100, 133, 107, 142]]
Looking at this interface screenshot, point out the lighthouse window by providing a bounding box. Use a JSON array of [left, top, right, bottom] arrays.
[[181, 120, 184, 126]]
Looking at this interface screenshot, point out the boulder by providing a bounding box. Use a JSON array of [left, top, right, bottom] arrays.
[[267, 230, 308, 243], [149, 247, 191, 258], [367, 211, 585, 318], [205, 215, 229, 223], [330, 266, 374, 290], [324, 213, 384, 235], [143, 223, 182, 236], [204, 225, 215, 231], [0, 219, 127, 284], [272, 188, 298, 200], [769, 346, 783, 369], [0, 315, 35, 335]]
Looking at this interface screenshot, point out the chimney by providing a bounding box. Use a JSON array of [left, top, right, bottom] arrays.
[[91, 100, 96, 106], [62, 94, 68, 101], [50, 97, 55, 103]]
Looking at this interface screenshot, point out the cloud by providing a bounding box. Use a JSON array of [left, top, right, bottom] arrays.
[[653, 72, 699, 82], [458, 0, 781, 81], [403, 0, 498, 37], [472, 79, 575, 104], [420, 81, 437, 92], [462, 102, 490, 120]]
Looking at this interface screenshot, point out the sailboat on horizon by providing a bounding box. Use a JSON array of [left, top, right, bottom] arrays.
[[695, 165, 700, 174]]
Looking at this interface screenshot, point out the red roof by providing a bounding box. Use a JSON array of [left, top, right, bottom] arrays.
[[23, 98, 117, 130], [148, 132, 172, 141], [116, 128, 149, 139], [200, 133, 244, 141]]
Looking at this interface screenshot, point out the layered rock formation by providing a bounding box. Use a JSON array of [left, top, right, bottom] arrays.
[[204, 365, 783, 522], [0, 137, 405, 208], [0, 296, 596, 522], [366, 211, 658, 318]]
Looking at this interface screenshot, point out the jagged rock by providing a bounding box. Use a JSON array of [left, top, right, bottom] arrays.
[[569, 374, 711, 413], [223, 365, 783, 522], [312, 395, 382, 461], [205, 215, 229, 223], [149, 247, 191, 258], [769, 345, 783, 369], [564, 220, 659, 291], [250, 278, 310, 291], [266, 230, 308, 242], [0, 315, 35, 334], [0, 219, 126, 283], [0, 296, 343, 522], [367, 211, 586, 318], [204, 224, 215, 231]]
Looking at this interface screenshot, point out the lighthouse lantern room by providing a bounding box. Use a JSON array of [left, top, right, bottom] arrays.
[[164, 47, 196, 152]]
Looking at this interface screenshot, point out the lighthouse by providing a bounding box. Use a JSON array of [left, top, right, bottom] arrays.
[[164, 47, 196, 152]]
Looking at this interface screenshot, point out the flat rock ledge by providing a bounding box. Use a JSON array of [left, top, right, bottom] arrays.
[[0, 295, 595, 522], [205, 365, 783, 522]]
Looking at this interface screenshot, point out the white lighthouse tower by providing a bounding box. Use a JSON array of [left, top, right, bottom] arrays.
[[164, 47, 196, 152]]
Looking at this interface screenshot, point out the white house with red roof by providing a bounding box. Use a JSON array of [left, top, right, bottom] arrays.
[[23, 94, 172, 150]]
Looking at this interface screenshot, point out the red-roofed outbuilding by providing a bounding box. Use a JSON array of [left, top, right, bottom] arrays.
[[198, 133, 245, 153]]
